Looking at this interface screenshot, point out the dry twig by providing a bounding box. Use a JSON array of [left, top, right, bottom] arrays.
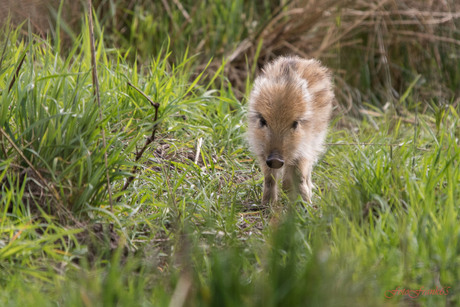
[[117, 82, 160, 201]]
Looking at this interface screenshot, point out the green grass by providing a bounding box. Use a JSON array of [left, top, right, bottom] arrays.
[[1, 16, 460, 307]]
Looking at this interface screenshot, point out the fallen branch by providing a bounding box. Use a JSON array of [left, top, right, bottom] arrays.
[[117, 82, 160, 201]]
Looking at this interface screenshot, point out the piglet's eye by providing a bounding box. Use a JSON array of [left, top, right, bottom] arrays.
[[259, 117, 267, 127], [292, 121, 299, 129]]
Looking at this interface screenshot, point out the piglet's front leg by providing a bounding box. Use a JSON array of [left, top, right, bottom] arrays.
[[295, 158, 314, 204], [261, 164, 279, 206]]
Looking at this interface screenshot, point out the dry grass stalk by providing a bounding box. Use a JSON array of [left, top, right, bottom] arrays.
[[87, 0, 113, 210]]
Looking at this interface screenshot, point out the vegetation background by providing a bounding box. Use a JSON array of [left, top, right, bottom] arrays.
[[0, 0, 459, 306]]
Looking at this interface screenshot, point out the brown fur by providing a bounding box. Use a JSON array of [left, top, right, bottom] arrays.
[[247, 56, 334, 205]]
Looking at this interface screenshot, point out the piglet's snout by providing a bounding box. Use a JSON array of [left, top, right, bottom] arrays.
[[266, 152, 284, 169]]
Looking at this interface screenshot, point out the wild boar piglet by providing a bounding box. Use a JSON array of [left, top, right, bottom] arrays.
[[247, 56, 334, 205]]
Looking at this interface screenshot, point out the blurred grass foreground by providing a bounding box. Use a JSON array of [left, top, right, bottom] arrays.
[[0, 0, 459, 306]]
